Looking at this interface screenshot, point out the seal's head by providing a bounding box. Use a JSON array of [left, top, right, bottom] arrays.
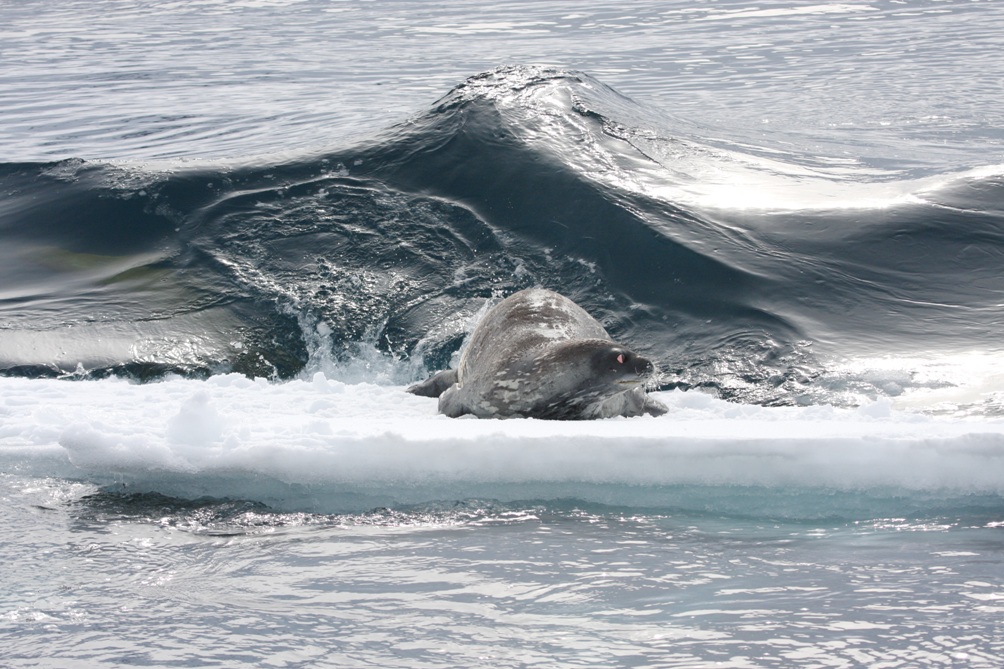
[[589, 346, 655, 387], [513, 339, 659, 419]]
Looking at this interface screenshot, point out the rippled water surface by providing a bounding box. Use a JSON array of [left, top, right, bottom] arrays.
[[4, 476, 1004, 668], [4, 0, 1004, 166]]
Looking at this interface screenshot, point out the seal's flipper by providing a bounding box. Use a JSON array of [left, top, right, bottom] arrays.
[[438, 384, 471, 418], [643, 395, 669, 417], [406, 369, 458, 398], [589, 387, 667, 418]]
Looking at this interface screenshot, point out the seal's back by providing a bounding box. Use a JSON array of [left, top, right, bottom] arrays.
[[457, 288, 609, 386]]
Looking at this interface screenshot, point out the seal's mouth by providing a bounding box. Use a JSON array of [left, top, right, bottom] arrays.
[[619, 359, 660, 390], [620, 358, 655, 385]]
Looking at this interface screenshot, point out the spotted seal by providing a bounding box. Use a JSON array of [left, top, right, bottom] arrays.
[[408, 288, 668, 419]]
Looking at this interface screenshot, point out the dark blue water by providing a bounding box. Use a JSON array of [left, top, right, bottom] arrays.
[[3, 65, 1003, 407]]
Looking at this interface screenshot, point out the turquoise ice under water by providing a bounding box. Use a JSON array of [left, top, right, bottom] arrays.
[[3, 377, 1003, 667], [3, 0, 1004, 666], [4, 472, 1004, 668]]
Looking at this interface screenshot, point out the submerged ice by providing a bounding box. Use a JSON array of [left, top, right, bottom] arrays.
[[2, 372, 1003, 514]]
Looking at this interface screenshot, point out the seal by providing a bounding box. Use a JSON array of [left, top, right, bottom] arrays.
[[408, 288, 668, 419]]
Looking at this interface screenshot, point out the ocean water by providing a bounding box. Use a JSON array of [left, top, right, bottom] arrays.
[[3, 0, 1004, 666]]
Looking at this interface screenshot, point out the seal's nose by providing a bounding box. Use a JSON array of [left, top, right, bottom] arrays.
[[633, 356, 654, 377]]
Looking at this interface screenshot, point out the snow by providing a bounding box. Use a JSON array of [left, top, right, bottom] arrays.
[[1, 373, 1003, 512]]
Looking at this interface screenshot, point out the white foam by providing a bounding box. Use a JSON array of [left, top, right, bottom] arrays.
[[2, 373, 1003, 512]]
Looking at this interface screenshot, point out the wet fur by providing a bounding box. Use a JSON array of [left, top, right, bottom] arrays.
[[408, 289, 668, 419]]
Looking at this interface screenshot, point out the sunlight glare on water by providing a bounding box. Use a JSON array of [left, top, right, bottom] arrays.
[[3, 475, 1004, 668]]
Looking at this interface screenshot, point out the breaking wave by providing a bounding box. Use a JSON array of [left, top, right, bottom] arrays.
[[2, 66, 1003, 410]]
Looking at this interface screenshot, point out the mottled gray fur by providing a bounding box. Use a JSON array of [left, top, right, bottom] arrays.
[[408, 289, 668, 419]]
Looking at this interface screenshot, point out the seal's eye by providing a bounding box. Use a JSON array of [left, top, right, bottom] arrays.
[[617, 353, 625, 364]]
